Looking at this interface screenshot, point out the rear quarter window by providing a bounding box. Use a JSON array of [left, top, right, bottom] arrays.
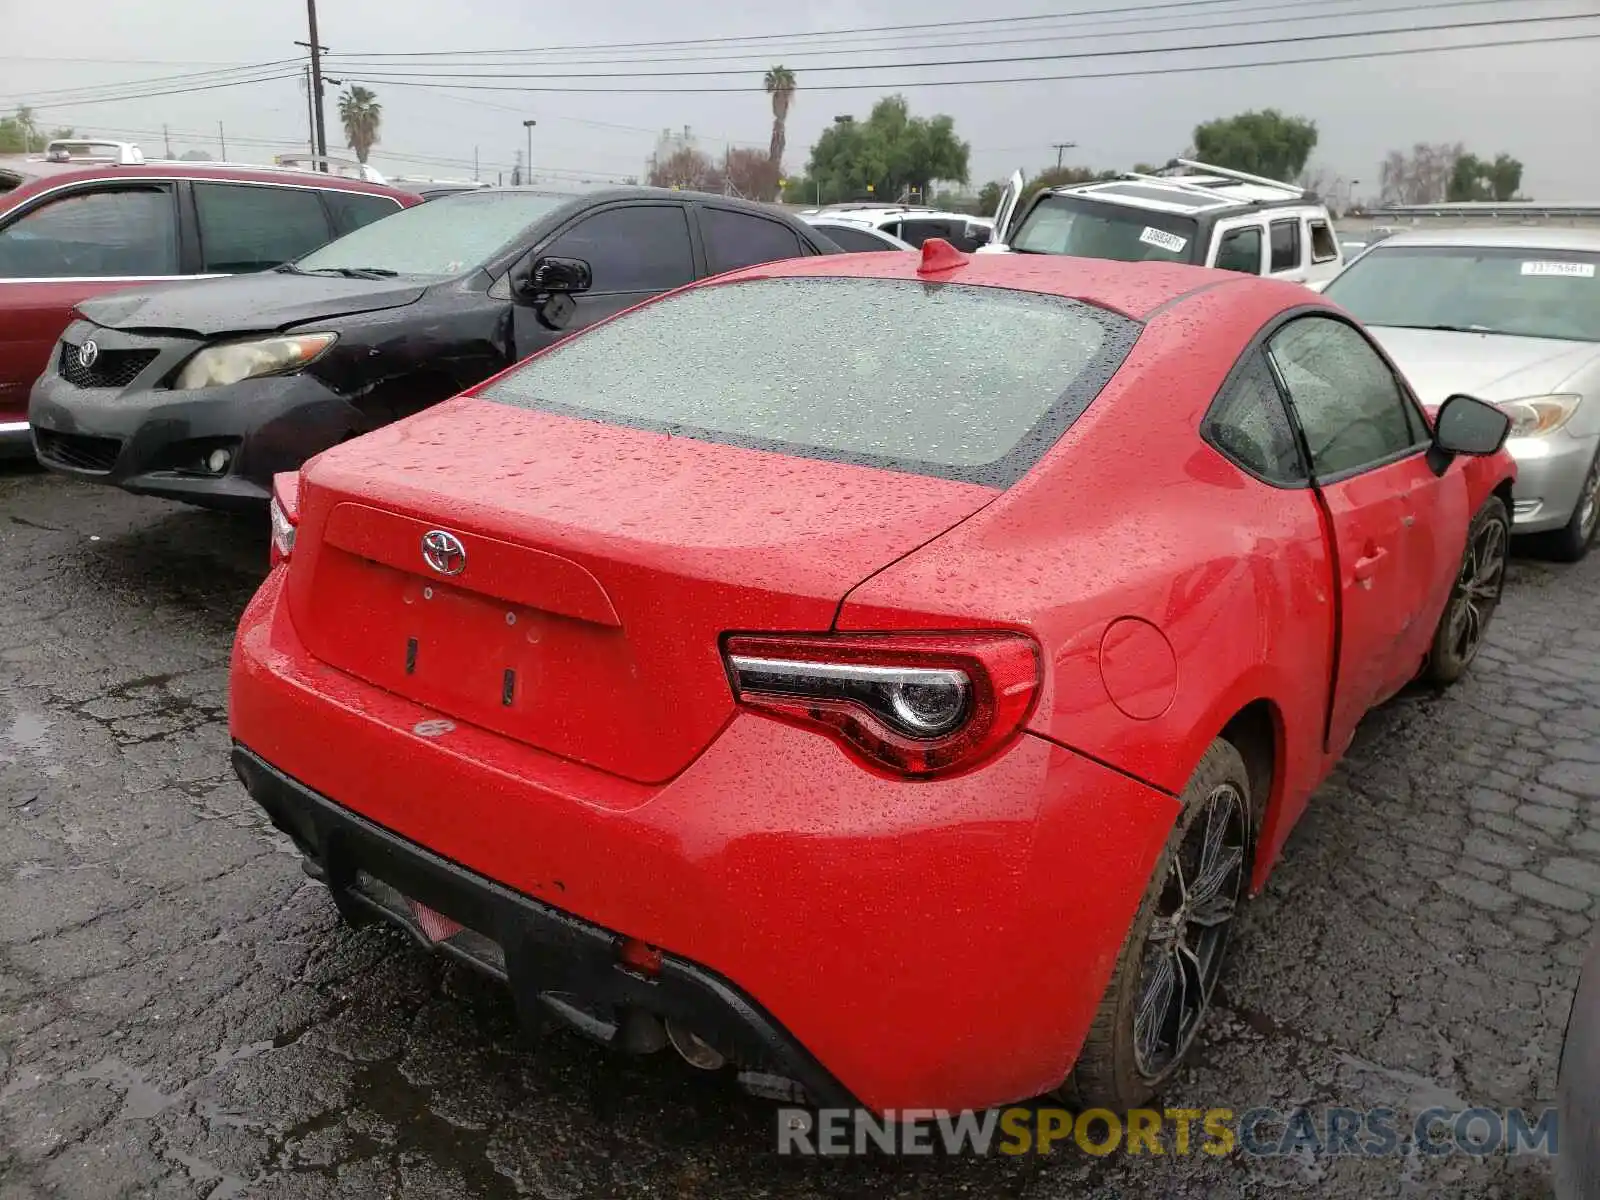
[[325, 190, 403, 236], [479, 276, 1140, 486]]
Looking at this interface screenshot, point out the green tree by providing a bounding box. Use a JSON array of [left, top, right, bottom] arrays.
[[338, 86, 382, 164], [1021, 164, 1117, 205], [1448, 152, 1524, 201], [801, 96, 969, 205], [763, 65, 796, 196], [1192, 109, 1318, 183], [0, 107, 66, 153]]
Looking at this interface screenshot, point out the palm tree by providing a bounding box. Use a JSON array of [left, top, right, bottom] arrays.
[[763, 66, 796, 200], [338, 86, 382, 164]]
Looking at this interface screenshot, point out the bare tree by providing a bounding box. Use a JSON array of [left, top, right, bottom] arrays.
[[647, 145, 718, 192], [1378, 142, 1464, 204], [720, 147, 776, 200], [1296, 163, 1336, 199]]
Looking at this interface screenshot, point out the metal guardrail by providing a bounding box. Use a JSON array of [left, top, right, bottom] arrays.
[[1364, 202, 1600, 220]]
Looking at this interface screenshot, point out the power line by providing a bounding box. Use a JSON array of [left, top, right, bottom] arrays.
[[0, 59, 302, 105], [327, 12, 1600, 84], [18, 71, 306, 112], [355, 28, 1600, 93], [332, 0, 1387, 56], [327, 0, 1556, 68]]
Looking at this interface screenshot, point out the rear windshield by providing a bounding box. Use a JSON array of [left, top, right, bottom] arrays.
[[479, 276, 1138, 486], [1012, 194, 1201, 265], [294, 190, 570, 278], [1323, 244, 1600, 342]]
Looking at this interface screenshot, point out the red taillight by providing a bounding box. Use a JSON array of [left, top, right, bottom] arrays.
[[723, 631, 1041, 779], [269, 472, 300, 567]]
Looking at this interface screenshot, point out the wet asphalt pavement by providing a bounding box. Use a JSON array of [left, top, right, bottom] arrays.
[[1, 462, 1596, 1199]]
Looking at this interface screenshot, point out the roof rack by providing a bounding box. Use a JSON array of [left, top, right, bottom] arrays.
[[41, 138, 145, 166], [1167, 158, 1305, 197], [271, 153, 388, 184]]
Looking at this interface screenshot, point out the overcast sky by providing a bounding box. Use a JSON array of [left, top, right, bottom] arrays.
[[2, 0, 1596, 199]]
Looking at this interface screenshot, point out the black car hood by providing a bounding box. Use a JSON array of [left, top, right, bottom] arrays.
[[78, 271, 429, 336]]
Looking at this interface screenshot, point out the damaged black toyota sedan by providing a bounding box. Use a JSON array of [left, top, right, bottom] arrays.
[[28, 186, 838, 509]]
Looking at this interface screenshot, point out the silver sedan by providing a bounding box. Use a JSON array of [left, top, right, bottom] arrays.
[[1323, 227, 1600, 560]]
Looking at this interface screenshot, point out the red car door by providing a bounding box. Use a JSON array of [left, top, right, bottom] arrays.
[[0, 183, 182, 424], [1267, 314, 1436, 756]]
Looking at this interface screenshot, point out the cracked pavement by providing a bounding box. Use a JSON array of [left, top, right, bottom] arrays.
[[1, 463, 1595, 1198]]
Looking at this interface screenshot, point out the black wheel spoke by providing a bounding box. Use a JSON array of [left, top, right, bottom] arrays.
[[1134, 950, 1177, 1070], [1174, 942, 1205, 1039]]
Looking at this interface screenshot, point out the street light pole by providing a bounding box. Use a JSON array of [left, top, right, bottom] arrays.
[[523, 119, 536, 184]]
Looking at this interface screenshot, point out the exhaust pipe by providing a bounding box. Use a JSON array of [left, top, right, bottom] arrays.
[[665, 1021, 726, 1070]]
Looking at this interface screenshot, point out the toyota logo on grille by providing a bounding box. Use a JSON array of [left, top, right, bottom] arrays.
[[421, 529, 466, 576], [77, 340, 99, 370]]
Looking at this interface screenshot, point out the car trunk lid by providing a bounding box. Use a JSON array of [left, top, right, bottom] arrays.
[[286, 399, 999, 783]]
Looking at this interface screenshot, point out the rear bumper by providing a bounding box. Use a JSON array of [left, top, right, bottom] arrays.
[[232, 744, 853, 1108], [229, 566, 1179, 1112]]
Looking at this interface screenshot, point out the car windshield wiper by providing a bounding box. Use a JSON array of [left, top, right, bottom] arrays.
[[1388, 322, 1497, 334], [298, 266, 400, 279]]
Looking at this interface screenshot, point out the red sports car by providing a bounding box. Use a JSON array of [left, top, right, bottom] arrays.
[[229, 240, 1515, 1115]]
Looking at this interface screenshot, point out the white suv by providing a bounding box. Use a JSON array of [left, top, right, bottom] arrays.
[[983, 159, 1344, 287]]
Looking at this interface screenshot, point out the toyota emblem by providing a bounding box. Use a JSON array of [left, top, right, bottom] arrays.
[[421, 529, 466, 576], [78, 340, 99, 370]]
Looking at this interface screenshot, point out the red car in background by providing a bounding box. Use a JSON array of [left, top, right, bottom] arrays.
[[229, 241, 1515, 1115], [0, 140, 417, 454]]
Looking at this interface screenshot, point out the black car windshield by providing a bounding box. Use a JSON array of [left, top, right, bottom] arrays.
[[1010, 195, 1201, 264], [294, 191, 571, 277], [478, 276, 1137, 486], [1324, 244, 1600, 342]]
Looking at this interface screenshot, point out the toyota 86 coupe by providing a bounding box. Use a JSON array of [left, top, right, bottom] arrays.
[[229, 239, 1515, 1116]]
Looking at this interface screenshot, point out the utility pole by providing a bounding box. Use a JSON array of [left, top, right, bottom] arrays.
[[523, 119, 536, 185], [162, 125, 172, 157], [473, 146, 479, 182], [218, 121, 227, 159], [1053, 141, 1077, 170], [298, 0, 328, 159]]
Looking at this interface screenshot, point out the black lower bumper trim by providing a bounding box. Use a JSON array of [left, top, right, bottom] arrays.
[[231, 745, 854, 1108]]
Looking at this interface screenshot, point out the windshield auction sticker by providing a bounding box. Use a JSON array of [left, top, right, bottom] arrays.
[[1521, 261, 1595, 278], [1139, 227, 1189, 254]]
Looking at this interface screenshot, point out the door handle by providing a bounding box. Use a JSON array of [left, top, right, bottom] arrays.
[[1353, 544, 1388, 582]]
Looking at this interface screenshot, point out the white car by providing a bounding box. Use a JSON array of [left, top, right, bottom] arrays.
[[983, 159, 1344, 287], [799, 205, 992, 252], [800, 215, 914, 253]]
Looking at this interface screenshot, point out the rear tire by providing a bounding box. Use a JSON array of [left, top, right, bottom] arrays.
[[1061, 738, 1253, 1110], [1425, 495, 1509, 686]]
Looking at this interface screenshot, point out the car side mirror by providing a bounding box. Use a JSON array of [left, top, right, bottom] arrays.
[[513, 255, 592, 330], [1433, 393, 1511, 457], [516, 255, 592, 299]]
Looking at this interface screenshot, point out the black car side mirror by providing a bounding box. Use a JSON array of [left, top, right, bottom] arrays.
[[1428, 393, 1511, 475], [1434, 394, 1512, 456], [517, 256, 592, 298], [514, 256, 592, 330]]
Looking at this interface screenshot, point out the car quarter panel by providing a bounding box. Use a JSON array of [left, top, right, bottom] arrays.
[[836, 280, 1340, 872]]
